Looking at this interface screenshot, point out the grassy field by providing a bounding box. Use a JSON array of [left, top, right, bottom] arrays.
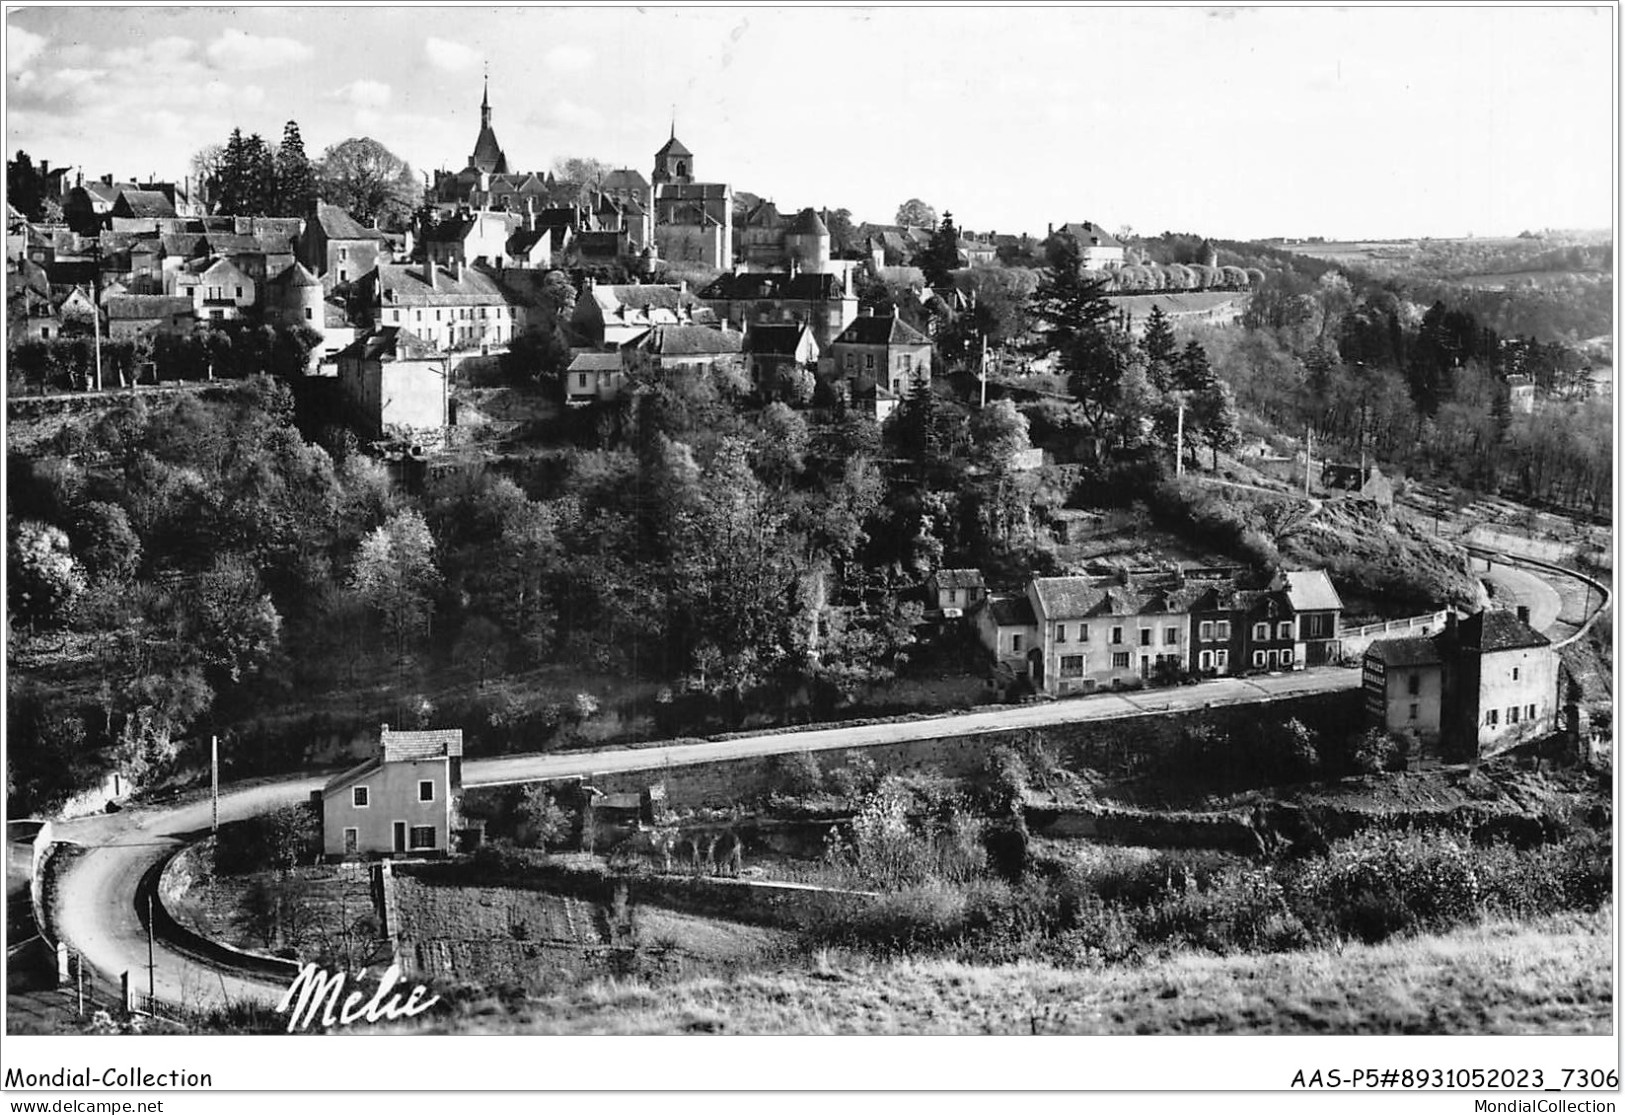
[[413, 907, 1612, 1035]]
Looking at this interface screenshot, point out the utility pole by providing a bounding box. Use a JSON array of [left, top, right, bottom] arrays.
[[89, 239, 103, 392], [1176, 398, 1186, 478], [146, 894, 156, 999], [1304, 424, 1313, 499], [211, 735, 219, 837]]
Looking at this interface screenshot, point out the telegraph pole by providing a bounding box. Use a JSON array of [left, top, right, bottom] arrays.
[[1304, 424, 1313, 499], [211, 735, 219, 837], [1176, 399, 1186, 478], [146, 894, 156, 999]]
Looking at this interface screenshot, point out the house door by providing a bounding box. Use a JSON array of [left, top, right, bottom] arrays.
[[343, 829, 358, 855], [392, 822, 407, 854]]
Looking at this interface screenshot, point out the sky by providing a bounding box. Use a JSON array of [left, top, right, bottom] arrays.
[[4, 5, 1615, 241]]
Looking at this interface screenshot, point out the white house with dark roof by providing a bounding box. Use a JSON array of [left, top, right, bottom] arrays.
[[1055, 221, 1126, 271], [570, 282, 714, 348], [565, 350, 627, 404], [297, 201, 385, 285], [830, 310, 934, 399], [626, 322, 743, 377], [360, 260, 514, 353], [976, 593, 1041, 676], [1272, 569, 1345, 666], [172, 256, 256, 321], [1364, 609, 1556, 760], [317, 725, 463, 857], [927, 568, 986, 614], [335, 326, 448, 439]]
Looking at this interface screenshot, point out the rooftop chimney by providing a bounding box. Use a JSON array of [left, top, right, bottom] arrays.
[[425, 258, 438, 290]]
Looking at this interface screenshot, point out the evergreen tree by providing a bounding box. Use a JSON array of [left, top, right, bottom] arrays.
[[919, 210, 961, 289], [217, 129, 249, 215], [273, 120, 317, 217], [1140, 304, 1177, 390], [7, 150, 45, 220], [1026, 234, 1125, 454], [1174, 339, 1218, 394], [1192, 380, 1242, 470], [241, 133, 275, 217]]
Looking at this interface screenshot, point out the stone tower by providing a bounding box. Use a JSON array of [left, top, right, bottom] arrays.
[[652, 123, 692, 185]]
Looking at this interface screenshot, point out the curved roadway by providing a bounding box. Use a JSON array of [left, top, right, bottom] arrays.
[[45, 668, 1359, 1011]]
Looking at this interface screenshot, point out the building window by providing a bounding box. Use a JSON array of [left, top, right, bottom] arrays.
[[352, 786, 369, 808], [948, 588, 958, 605], [1163, 627, 1178, 645], [1111, 652, 1130, 670], [864, 353, 875, 371], [1060, 655, 1085, 678], [1111, 627, 1123, 645], [1512, 667, 1520, 681], [1278, 621, 1294, 640], [339, 247, 348, 262], [1281, 648, 1293, 665], [416, 311, 422, 322], [418, 780, 434, 803], [1216, 621, 1231, 640], [1215, 650, 1229, 670], [1199, 650, 1212, 670], [1139, 629, 1151, 647], [578, 373, 589, 388], [304, 307, 313, 320], [845, 353, 855, 370], [1056, 624, 1067, 643], [1199, 621, 1213, 640], [1409, 703, 1419, 720], [1486, 709, 1499, 727], [40, 328, 50, 339], [409, 825, 437, 851], [1253, 623, 1268, 642], [1408, 674, 1421, 696], [1507, 706, 1520, 724], [1011, 634, 1023, 653], [1080, 624, 1089, 642], [901, 353, 912, 372], [339, 270, 347, 282], [1526, 704, 1536, 719], [1253, 651, 1266, 668]]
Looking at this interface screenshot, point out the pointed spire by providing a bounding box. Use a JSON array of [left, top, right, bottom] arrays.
[[480, 66, 491, 128]]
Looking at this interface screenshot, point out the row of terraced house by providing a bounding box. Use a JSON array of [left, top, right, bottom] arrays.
[[927, 566, 1346, 696]]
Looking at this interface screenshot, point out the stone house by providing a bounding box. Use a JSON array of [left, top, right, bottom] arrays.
[[565, 351, 627, 405], [830, 310, 933, 399], [1363, 609, 1557, 760], [743, 322, 818, 393], [570, 282, 713, 349], [927, 568, 986, 614], [297, 201, 384, 286], [1274, 569, 1345, 665], [172, 256, 257, 322], [335, 327, 448, 440], [317, 725, 463, 857], [975, 593, 1040, 677], [424, 208, 521, 269], [104, 294, 196, 340], [697, 269, 858, 353], [1026, 572, 1197, 696], [1053, 221, 1125, 271], [625, 322, 743, 378], [360, 260, 515, 354]]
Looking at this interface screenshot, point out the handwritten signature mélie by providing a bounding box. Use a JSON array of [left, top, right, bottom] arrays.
[[275, 962, 441, 1033]]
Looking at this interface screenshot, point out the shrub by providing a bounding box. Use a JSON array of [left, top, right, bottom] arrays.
[[770, 751, 824, 798], [1287, 830, 1481, 943]]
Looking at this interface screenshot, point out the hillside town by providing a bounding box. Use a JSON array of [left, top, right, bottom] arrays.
[[6, 29, 1612, 1052]]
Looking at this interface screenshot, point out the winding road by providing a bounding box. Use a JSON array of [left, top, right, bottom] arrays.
[[42, 668, 1360, 1013], [36, 532, 1607, 1019]]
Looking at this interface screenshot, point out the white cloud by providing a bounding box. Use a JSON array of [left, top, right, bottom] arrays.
[[105, 36, 195, 70], [332, 79, 392, 109], [425, 36, 477, 72], [542, 44, 593, 73], [7, 26, 46, 73], [528, 99, 601, 130], [204, 29, 312, 71]]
